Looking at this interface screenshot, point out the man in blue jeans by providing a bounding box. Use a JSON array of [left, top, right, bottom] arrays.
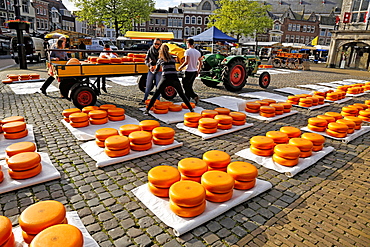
[[178, 38, 202, 105]]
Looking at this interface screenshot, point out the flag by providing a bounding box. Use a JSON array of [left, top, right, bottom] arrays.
[[311, 36, 318, 46]]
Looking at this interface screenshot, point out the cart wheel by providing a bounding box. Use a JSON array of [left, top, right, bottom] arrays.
[[137, 74, 148, 93], [72, 86, 97, 109], [259, 72, 270, 88], [161, 81, 177, 100], [60, 78, 78, 99]]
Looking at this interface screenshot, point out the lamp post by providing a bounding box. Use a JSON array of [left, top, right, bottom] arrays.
[[14, 0, 27, 69]]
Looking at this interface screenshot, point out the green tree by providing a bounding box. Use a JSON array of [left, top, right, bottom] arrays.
[[73, 0, 155, 38], [208, 0, 273, 42]]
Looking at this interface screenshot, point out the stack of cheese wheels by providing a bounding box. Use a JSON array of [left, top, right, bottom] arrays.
[[7, 74, 19, 81], [315, 95, 325, 105], [229, 112, 246, 125], [29, 224, 83, 247], [128, 131, 152, 151], [184, 112, 202, 128], [262, 99, 277, 105], [266, 131, 289, 144], [107, 107, 125, 121], [62, 108, 81, 123], [19, 200, 67, 244], [366, 100, 370, 106], [82, 106, 99, 114], [95, 128, 118, 148], [198, 118, 218, 134], [6, 152, 42, 179], [286, 95, 299, 105], [1, 116, 25, 138], [269, 103, 284, 115], [288, 138, 314, 158], [307, 117, 327, 132], [336, 91, 346, 99], [347, 87, 361, 94], [250, 136, 275, 156], [181, 102, 196, 109], [152, 127, 175, 145], [245, 102, 261, 113], [313, 91, 326, 98], [353, 103, 368, 110], [1, 78, 12, 84], [139, 120, 160, 132], [254, 100, 269, 106], [280, 126, 301, 139], [214, 107, 231, 115], [119, 124, 141, 136], [68, 112, 89, 128], [277, 102, 292, 113], [148, 165, 180, 197], [5, 141, 36, 158], [153, 102, 171, 114], [317, 114, 336, 125], [201, 110, 218, 118], [299, 97, 313, 107], [358, 109, 370, 121], [336, 119, 356, 134], [337, 85, 349, 92], [343, 116, 362, 130], [227, 161, 258, 190], [145, 99, 159, 110], [178, 158, 208, 183], [89, 110, 108, 125], [214, 115, 233, 130], [2, 121, 28, 139], [324, 112, 342, 121], [99, 104, 116, 111], [341, 106, 359, 117], [203, 150, 231, 172], [326, 122, 348, 138], [348, 104, 364, 113], [19, 74, 30, 81], [104, 135, 130, 157], [259, 106, 276, 118], [169, 104, 182, 112], [307, 96, 319, 106], [326, 92, 339, 101], [0, 216, 14, 247], [29, 73, 40, 80], [169, 180, 206, 217], [201, 171, 234, 202], [273, 144, 301, 167], [301, 133, 325, 151]]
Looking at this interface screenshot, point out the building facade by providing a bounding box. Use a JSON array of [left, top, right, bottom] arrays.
[[32, 0, 49, 36]]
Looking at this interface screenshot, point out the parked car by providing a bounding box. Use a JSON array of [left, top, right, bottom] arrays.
[[11, 37, 46, 63], [124, 43, 151, 51], [85, 38, 118, 51]]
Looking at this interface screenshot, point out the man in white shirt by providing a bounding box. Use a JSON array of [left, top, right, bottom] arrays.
[[178, 38, 202, 105]]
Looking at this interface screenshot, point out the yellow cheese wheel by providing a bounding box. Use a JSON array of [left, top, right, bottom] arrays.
[[152, 127, 175, 139], [4, 128, 28, 139], [128, 131, 152, 144], [288, 138, 313, 152], [2, 121, 26, 133], [202, 150, 231, 168], [275, 110, 283, 115], [69, 113, 89, 123], [250, 145, 274, 156], [325, 112, 343, 120], [180, 174, 202, 183], [22, 230, 37, 244], [307, 96, 319, 104], [301, 133, 325, 146], [82, 106, 99, 114], [205, 189, 233, 202], [312, 144, 323, 152], [95, 138, 105, 148], [266, 131, 289, 144], [1, 232, 14, 247], [250, 136, 275, 150], [139, 120, 160, 131], [227, 161, 258, 181], [95, 128, 118, 141], [178, 158, 208, 177], [262, 99, 276, 104], [279, 102, 292, 109], [7, 152, 41, 171], [169, 199, 206, 217], [245, 107, 260, 113], [8, 163, 42, 179], [280, 126, 301, 138], [229, 112, 246, 121], [274, 144, 301, 160], [148, 165, 181, 188], [201, 110, 218, 118], [234, 179, 256, 190], [341, 106, 358, 114], [89, 117, 108, 125], [260, 106, 275, 113], [89, 110, 108, 119], [152, 136, 174, 145], [343, 116, 363, 126], [167, 104, 182, 112], [154, 102, 169, 110], [307, 124, 326, 132], [308, 117, 328, 127], [99, 104, 116, 111], [354, 103, 368, 109], [153, 108, 169, 114], [317, 115, 336, 123], [270, 104, 284, 111], [185, 112, 202, 123], [300, 150, 312, 158], [198, 126, 218, 133], [119, 124, 141, 136], [287, 100, 298, 105], [232, 119, 246, 126], [340, 111, 357, 117], [300, 98, 313, 104], [260, 112, 276, 118], [201, 171, 234, 193], [63, 117, 70, 123], [287, 95, 299, 101], [104, 135, 129, 150], [29, 224, 83, 247], [207, 166, 227, 172], [198, 118, 218, 128], [326, 129, 347, 138], [347, 128, 355, 133], [214, 115, 233, 125], [217, 123, 232, 130], [283, 108, 291, 113], [108, 115, 125, 121], [214, 107, 230, 115], [70, 121, 89, 128], [0, 216, 12, 246], [104, 147, 130, 157], [5, 141, 36, 157], [184, 120, 198, 128], [272, 154, 299, 167], [358, 115, 370, 122], [62, 109, 81, 118], [359, 110, 370, 117], [254, 100, 269, 106], [169, 180, 206, 207], [246, 102, 261, 110], [181, 102, 196, 109], [298, 102, 312, 107], [148, 182, 169, 197], [327, 122, 348, 133]]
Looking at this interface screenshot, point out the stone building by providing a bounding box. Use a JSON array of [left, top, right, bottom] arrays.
[[32, 0, 49, 36]]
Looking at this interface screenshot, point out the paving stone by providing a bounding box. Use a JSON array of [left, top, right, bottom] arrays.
[[134, 234, 152, 247], [146, 225, 163, 237]]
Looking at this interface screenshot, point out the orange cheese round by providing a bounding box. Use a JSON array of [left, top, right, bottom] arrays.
[[201, 110, 218, 118], [108, 115, 125, 121], [343, 116, 363, 126], [245, 107, 260, 113], [90, 117, 108, 125], [205, 189, 233, 202], [181, 102, 196, 109], [217, 123, 232, 130], [301, 133, 325, 146], [184, 112, 202, 122], [354, 103, 368, 109], [307, 124, 326, 132], [107, 107, 125, 116], [104, 147, 130, 157], [153, 108, 169, 114], [0, 216, 12, 246], [266, 131, 289, 144], [95, 128, 118, 141], [202, 150, 230, 168], [0, 170, 3, 183], [234, 179, 256, 190], [63, 117, 70, 123], [287, 95, 299, 101], [229, 112, 246, 121], [358, 115, 370, 122], [95, 138, 105, 148], [359, 110, 370, 117], [169, 104, 182, 112], [130, 140, 152, 151], [340, 111, 357, 117], [260, 112, 276, 118], [139, 120, 160, 131], [148, 182, 169, 197], [298, 102, 312, 107], [270, 104, 284, 111], [214, 115, 233, 125], [154, 102, 170, 110], [198, 126, 217, 134], [62, 109, 81, 118], [2, 79, 13, 84], [99, 104, 116, 111], [69, 113, 89, 123], [325, 112, 343, 120], [327, 122, 349, 133], [274, 144, 301, 160], [119, 124, 141, 136], [250, 136, 275, 150], [82, 106, 99, 114], [308, 117, 328, 127], [1, 232, 14, 247], [2, 121, 26, 133], [5, 141, 36, 157], [148, 165, 181, 188], [273, 154, 299, 167], [89, 110, 108, 119], [128, 131, 152, 144], [246, 102, 261, 110], [287, 100, 298, 105], [178, 158, 208, 177], [29, 224, 83, 247], [326, 129, 347, 138], [250, 146, 274, 156], [300, 150, 312, 158], [201, 171, 234, 193], [288, 138, 313, 152], [169, 200, 206, 217], [279, 102, 292, 109], [347, 128, 355, 133], [262, 99, 276, 104], [4, 128, 28, 139], [152, 127, 175, 139], [104, 135, 129, 150], [280, 126, 301, 138], [207, 167, 227, 172], [299, 98, 313, 104], [184, 120, 198, 128], [180, 174, 202, 183], [22, 230, 37, 244], [317, 115, 336, 123], [227, 162, 258, 181], [232, 120, 246, 126], [254, 100, 269, 106], [214, 107, 230, 115], [70, 121, 89, 128], [169, 180, 206, 207], [341, 106, 358, 114], [7, 152, 41, 171], [153, 136, 174, 145], [312, 144, 324, 152], [8, 163, 42, 179], [260, 106, 275, 114], [198, 118, 218, 128]]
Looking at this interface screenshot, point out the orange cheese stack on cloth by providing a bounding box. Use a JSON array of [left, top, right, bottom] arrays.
[[169, 104, 182, 112], [145, 99, 159, 109], [227, 162, 258, 190], [104, 135, 130, 157], [262, 99, 276, 105], [139, 120, 160, 132], [178, 158, 208, 183], [347, 87, 360, 94], [336, 119, 356, 134], [95, 128, 118, 148], [324, 112, 343, 121], [229, 111, 246, 125], [214, 107, 230, 115], [184, 112, 202, 128], [89, 110, 108, 125], [254, 100, 269, 106], [326, 122, 348, 138], [19, 74, 30, 81], [148, 165, 180, 198], [5, 141, 36, 157], [82, 106, 99, 114], [29, 73, 40, 80], [314, 95, 325, 105], [343, 116, 363, 130], [152, 127, 175, 145], [259, 106, 276, 118], [266, 131, 289, 144], [280, 126, 301, 138], [298, 97, 313, 108], [201, 171, 234, 202], [307, 117, 328, 132], [214, 115, 233, 130], [286, 95, 299, 105], [107, 107, 125, 121], [2, 116, 25, 124], [273, 144, 301, 167], [99, 104, 116, 111], [245, 102, 261, 113], [181, 102, 196, 109], [201, 110, 218, 118], [288, 138, 314, 158], [307, 96, 319, 106], [336, 91, 346, 99], [128, 131, 152, 151], [2, 121, 28, 139], [353, 103, 368, 109], [62, 108, 81, 122], [278, 102, 292, 113], [7, 74, 19, 81], [0, 216, 14, 247], [358, 109, 370, 122], [2, 79, 13, 84], [348, 104, 364, 112], [119, 124, 141, 136], [317, 114, 336, 124], [29, 224, 83, 247], [19, 200, 66, 243], [202, 150, 231, 172], [301, 132, 325, 151], [198, 118, 218, 134], [341, 106, 359, 117], [249, 136, 275, 157], [269, 103, 284, 115], [68, 112, 89, 128], [169, 180, 206, 217], [153, 101, 171, 114], [7, 152, 42, 180], [326, 92, 339, 101]]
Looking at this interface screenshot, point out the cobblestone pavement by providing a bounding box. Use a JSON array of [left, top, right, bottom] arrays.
[[0, 63, 369, 247]]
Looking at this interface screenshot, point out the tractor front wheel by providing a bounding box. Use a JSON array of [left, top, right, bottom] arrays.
[[72, 86, 97, 109], [222, 60, 247, 92], [160, 81, 177, 100], [259, 72, 271, 89], [137, 74, 148, 93]]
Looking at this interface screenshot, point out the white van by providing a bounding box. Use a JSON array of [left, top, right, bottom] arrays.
[[85, 38, 118, 51], [11, 37, 47, 63]]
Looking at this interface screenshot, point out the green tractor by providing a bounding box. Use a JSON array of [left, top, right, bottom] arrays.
[[199, 53, 271, 91]]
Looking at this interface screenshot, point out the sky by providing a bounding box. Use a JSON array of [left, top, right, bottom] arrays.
[[62, 0, 184, 11]]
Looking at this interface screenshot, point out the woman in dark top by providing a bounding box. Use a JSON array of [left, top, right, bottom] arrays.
[[145, 44, 194, 114]]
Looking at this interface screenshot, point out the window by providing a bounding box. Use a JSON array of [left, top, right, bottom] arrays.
[[184, 27, 190, 36], [311, 26, 315, 33], [155, 19, 160, 25], [285, 35, 290, 42], [150, 19, 154, 24], [351, 0, 370, 22], [191, 16, 196, 24], [36, 20, 40, 28], [307, 25, 311, 32], [290, 35, 294, 42], [296, 35, 300, 43], [297, 24, 300, 31], [301, 36, 305, 43], [177, 30, 182, 39], [197, 16, 202, 25], [107, 31, 110, 37], [140, 28, 145, 32], [173, 8, 178, 14], [305, 36, 310, 44], [303, 25, 307, 32], [185, 16, 190, 24], [22, 0, 29, 13], [274, 23, 280, 30], [191, 27, 195, 36], [319, 37, 325, 45], [327, 31, 332, 37], [179, 19, 182, 27], [288, 24, 292, 31], [36, 7, 39, 14], [320, 29, 326, 36], [202, 1, 211, 10], [197, 27, 202, 34], [161, 19, 166, 25], [292, 24, 296, 31], [168, 18, 173, 27]]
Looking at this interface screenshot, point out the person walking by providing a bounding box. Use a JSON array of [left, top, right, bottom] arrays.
[[178, 38, 202, 105], [78, 40, 86, 59], [141, 38, 162, 104], [144, 44, 194, 114]]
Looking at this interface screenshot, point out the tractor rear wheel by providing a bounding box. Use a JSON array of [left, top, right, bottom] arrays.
[[259, 72, 271, 89], [222, 60, 247, 92], [72, 86, 97, 109]]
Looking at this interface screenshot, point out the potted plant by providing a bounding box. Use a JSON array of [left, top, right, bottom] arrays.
[[6, 19, 30, 30]]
